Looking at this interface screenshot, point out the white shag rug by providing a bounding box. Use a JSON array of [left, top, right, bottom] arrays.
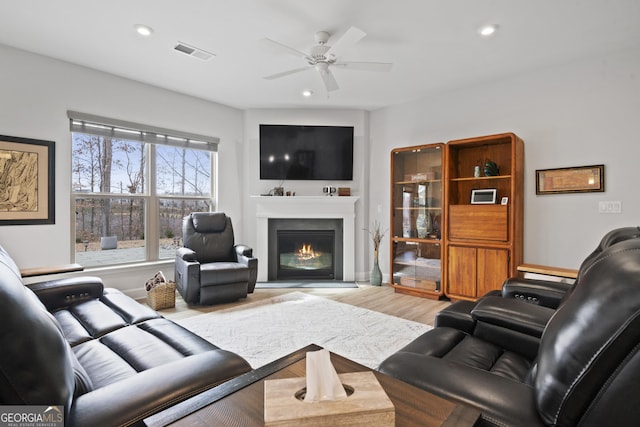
[[176, 291, 432, 369]]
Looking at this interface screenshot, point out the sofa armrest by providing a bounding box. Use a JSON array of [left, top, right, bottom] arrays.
[[234, 244, 253, 258], [471, 296, 554, 338], [378, 353, 545, 427], [470, 296, 555, 359], [502, 277, 573, 308], [174, 253, 201, 304], [68, 350, 251, 427], [435, 300, 477, 333], [235, 245, 258, 293], [176, 247, 198, 262], [26, 277, 104, 311]]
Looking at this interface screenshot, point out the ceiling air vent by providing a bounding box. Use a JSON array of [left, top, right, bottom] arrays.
[[173, 42, 215, 61]]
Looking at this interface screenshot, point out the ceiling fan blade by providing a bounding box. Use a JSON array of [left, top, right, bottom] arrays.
[[325, 26, 366, 58], [333, 61, 393, 72], [262, 38, 311, 60], [263, 66, 312, 80], [320, 70, 339, 92]]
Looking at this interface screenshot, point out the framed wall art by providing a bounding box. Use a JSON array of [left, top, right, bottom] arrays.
[[0, 135, 55, 225], [536, 164, 604, 195]]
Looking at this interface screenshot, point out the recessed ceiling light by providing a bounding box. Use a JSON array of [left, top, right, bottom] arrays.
[[302, 90, 313, 97], [479, 24, 498, 37], [134, 24, 154, 37]]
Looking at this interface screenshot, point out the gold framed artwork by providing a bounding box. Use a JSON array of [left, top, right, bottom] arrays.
[[536, 164, 604, 195], [0, 135, 55, 225]]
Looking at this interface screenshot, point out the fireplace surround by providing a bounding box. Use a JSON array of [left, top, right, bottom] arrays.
[[253, 196, 359, 282]]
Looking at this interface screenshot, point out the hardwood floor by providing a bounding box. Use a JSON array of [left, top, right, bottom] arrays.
[[159, 283, 451, 326]]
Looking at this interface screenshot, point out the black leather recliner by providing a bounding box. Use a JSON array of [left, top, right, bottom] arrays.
[[0, 245, 252, 426], [498, 225, 640, 307], [175, 212, 258, 305], [436, 226, 640, 336], [379, 228, 640, 426]]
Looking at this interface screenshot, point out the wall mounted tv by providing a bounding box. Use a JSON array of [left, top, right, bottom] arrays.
[[260, 124, 354, 181]]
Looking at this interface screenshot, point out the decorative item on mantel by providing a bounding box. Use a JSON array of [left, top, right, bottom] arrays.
[[338, 187, 351, 196], [322, 186, 337, 196], [368, 220, 387, 286]]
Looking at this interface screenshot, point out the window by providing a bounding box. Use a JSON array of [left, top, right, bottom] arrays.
[[69, 111, 218, 267]]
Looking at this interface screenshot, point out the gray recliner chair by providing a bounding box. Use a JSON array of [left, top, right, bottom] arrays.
[[175, 212, 257, 305]]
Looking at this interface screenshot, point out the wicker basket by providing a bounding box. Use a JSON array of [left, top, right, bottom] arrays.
[[147, 280, 176, 310]]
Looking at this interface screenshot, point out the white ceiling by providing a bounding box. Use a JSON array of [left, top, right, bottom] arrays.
[[1, 1, 639, 111]]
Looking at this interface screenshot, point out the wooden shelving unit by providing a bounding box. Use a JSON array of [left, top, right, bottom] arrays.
[[444, 133, 524, 301], [389, 134, 524, 302]]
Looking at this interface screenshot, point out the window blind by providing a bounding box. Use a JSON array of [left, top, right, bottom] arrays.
[[67, 110, 219, 151]]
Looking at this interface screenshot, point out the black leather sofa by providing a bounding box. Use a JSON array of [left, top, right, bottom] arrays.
[[0, 245, 251, 426], [379, 228, 640, 426]]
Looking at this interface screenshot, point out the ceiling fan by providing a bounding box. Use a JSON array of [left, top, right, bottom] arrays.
[[263, 26, 392, 93]]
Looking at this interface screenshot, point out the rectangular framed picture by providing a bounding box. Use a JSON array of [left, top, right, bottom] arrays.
[[0, 135, 55, 225], [470, 188, 497, 204], [536, 164, 604, 195]]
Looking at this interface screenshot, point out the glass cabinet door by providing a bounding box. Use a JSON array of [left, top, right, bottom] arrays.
[[391, 241, 441, 291], [390, 144, 443, 297], [391, 146, 443, 240], [392, 182, 442, 239]]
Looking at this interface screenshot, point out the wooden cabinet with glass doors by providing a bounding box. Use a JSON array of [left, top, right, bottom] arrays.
[[390, 143, 445, 300]]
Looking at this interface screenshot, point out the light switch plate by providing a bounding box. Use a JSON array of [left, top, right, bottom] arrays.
[[598, 201, 622, 214]]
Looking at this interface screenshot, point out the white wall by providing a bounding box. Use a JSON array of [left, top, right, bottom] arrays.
[[370, 46, 640, 271], [0, 44, 244, 297], [242, 109, 372, 280], [3, 41, 638, 296]]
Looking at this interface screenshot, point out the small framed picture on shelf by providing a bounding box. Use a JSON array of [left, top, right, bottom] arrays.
[[470, 188, 497, 204], [501, 197, 509, 205]]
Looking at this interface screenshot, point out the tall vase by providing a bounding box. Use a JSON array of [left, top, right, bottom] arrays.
[[370, 248, 382, 286]]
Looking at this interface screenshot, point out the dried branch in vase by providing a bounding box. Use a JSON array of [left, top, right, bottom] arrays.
[[367, 221, 387, 251]]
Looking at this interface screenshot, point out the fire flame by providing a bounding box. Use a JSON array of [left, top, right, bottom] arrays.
[[297, 243, 318, 260]]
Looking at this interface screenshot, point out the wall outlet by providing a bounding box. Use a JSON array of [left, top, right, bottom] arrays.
[[598, 201, 622, 214]]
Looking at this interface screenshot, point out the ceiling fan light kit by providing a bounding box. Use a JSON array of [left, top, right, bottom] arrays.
[[263, 26, 392, 93]]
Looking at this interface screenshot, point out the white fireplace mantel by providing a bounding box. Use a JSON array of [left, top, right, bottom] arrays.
[[252, 196, 359, 282]]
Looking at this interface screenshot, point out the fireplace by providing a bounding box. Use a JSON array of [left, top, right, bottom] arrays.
[[253, 195, 358, 281], [276, 230, 335, 279], [268, 218, 343, 281]]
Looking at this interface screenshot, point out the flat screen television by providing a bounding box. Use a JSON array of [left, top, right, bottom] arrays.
[[259, 124, 354, 180]]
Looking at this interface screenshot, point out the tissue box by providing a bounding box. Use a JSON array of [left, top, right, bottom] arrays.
[[264, 371, 394, 427]]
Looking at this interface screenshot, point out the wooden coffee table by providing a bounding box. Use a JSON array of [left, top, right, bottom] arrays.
[[144, 344, 480, 426]]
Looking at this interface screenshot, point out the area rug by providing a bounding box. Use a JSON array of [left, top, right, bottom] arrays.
[[176, 292, 432, 369], [255, 280, 358, 289]]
